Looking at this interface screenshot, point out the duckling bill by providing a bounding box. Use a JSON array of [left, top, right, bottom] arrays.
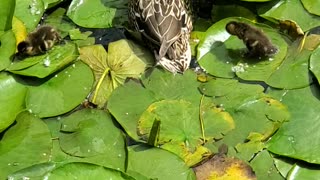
[[17, 25, 61, 56], [226, 21, 278, 58]]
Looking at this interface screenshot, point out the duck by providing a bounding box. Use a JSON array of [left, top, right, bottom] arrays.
[[129, 0, 193, 74]]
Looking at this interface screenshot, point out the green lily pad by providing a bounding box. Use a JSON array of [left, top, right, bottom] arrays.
[[79, 40, 153, 108], [46, 163, 134, 180], [7, 43, 78, 78], [0, 73, 27, 132], [301, 0, 320, 16], [59, 109, 126, 171], [0, 111, 52, 179], [0, 0, 15, 31], [14, 0, 44, 32], [250, 150, 284, 180], [0, 30, 16, 71], [67, 0, 128, 28], [310, 46, 320, 85], [7, 163, 56, 179], [266, 44, 312, 89], [287, 163, 320, 179], [127, 145, 196, 180], [267, 85, 320, 164], [26, 61, 94, 118], [258, 0, 320, 31], [197, 17, 287, 79], [211, 4, 257, 23], [42, 0, 63, 9]]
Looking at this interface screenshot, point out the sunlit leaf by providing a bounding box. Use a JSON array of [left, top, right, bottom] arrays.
[[0, 111, 52, 179], [258, 0, 320, 31], [0, 73, 27, 133], [7, 43, 78, 78], [0, 30, 16, 71], [59, 109, 126, 171], [26, 61, 94, 118], [127, 145, 196, 180], [80, 40, 153, 107], [8, 163, 56, 179], [46, 163, 134, 179], [14, 0, 44, 32], [267, 85, 320, 164], [67, 0, 128, 28], [301, 0, 320, 16], [12, 16, 27, 46]]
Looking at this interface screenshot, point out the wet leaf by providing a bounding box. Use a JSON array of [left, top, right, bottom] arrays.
[[59, 109, 126, 171], [46, 163, 134, 179], [67, 0, 128, 28], [258, 0, 320, 31], [8, 163, 56, 179], [14, 0, 44, 32], [267, 85, 320, 164], [0, 111, 52, 179], [250, 150, 284, 180], [127, 145, 196, 180], [310, 46, 320, 85], [301, 0, 320, 16], [0, 72, 27, 132], [26, 61, 93, 118], [80, 40, 153, 107], [287, 163, 320, 179], [0, 0, 15, 31], [7, 43, 78, 78], [0, 30, 16, 71]]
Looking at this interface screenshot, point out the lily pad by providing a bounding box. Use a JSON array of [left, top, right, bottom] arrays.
[[267, 85, 320, 164], [26, 61, 94, 118], [14, 0, 44, 32], [0, 111, 52, 179], [301, 0, 320, 16], [0, 72, 27, 132], [127, 145, 196, 180], [79, 40, 153, 107], [0, 30, 16, 71], [67, 0, 128, 28], [7, 163, 56, 179], [0, 0, 15, 31], [7, 43, 78, 78], [310, 46, 320, 85], [59, 109, 126, 171], [258, 0, 320, 31], [46, 163, 134, 180]]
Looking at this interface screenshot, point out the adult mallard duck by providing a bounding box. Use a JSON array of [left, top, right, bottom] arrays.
[[129, 0, 193, 74]]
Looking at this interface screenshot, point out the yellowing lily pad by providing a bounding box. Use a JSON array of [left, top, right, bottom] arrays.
[[79, 39, 153, 107]]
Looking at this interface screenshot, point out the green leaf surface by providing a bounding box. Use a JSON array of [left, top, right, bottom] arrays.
[[0, 0, 15, 31], [67, 0, 128, 28], [47, 163, 134, 180], [287, 163, 320, 179], [0, 111, 52, 179], [26, 61, 93, 118], [0, 73, 27, 132], [301, 0, 320, 16], [211, 4, 257, 23], [7, 43, 78, 78], [250, 150, 284, 180], [127, 145, 196, 180], [42, 0, 63, 9], [8, 163, 56, 179], [80, 40, 153, 107], [267, 85, 320, 164], [108, 80, 156, 140], [0, 30, 16, 71], [69, 29, 92, 40], [310, 47, 320, 85], [58, 109, 126, 170], [197, 17, 287, 79], [14, 0, 44, 32], [258, 0, 320, 31]]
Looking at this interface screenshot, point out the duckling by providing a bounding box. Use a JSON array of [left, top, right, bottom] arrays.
[[17, 25, 61, 56], [226, 21, 278, 58], [129, 0, 193, 73]]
